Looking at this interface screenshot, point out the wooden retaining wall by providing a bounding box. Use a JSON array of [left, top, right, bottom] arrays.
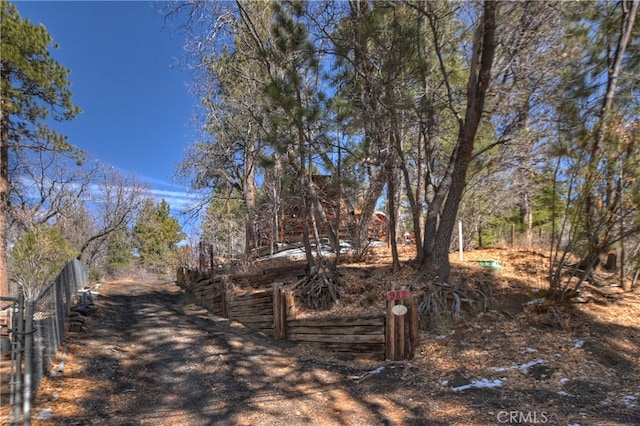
[[177, 266, 417, 361]]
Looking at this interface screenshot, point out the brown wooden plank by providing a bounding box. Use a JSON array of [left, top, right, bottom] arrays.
[[230, 314, 274, 323], [231, 295, 271, 303], [285, 290, 296, 320], [386, 299, 395, 361], [409, 296, 419, 360], [229, 303, 272, 313], [221, 282, 229, 318], [201, 294, 221, 302], [200, 285, 221, 294], [297, 341, 384, 352], [396, 304, 406, 360], [273, 283, 286, 339], [286, 325, 383, 335], [287, 316, 384, 328], [229, 307, 272, 317], [229, 309, 273, 318], [229, 301, 272, 309], [239, 320, 272, 328], [230, 300, 273, 311], [287, 333, 384, 344]]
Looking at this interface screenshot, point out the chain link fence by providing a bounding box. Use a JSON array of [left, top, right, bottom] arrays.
[[5, 259, 89, 425], [32, 260, 88, 394]]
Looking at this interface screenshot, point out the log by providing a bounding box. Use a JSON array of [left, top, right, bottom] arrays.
[[273, 283, 286, 339], [241, 321, 273, 330], [286, 325, 383, 335], [229, 308, 273, 318], [298, 341, 384, 353], [228, 302, 272, 311], [287, 333, 384, 344], [287, 316, 384, 328], [229, 314, 274, 323]]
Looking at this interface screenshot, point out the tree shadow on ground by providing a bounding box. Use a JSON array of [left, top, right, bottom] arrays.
[[32, 274, 640, 426]]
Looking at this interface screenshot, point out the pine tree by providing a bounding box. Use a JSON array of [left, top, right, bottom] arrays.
[[0, 0, 81, 297], [132, 199, 184, 275]]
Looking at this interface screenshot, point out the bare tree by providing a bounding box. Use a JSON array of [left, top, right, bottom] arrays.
[[72, 165, 150, 269], [548, 0, 640, 299]]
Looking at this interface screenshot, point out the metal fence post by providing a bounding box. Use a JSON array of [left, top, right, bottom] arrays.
[[23, 299, 34, 426], [12, 292, 24, 425]]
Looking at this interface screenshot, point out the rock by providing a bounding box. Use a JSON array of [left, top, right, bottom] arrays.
[[68, 322, 85, 332], [70, 315, 86, 324], [71, 304, 96, 315]]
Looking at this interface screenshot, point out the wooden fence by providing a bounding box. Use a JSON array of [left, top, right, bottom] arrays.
[[177, 265, 418, 361]]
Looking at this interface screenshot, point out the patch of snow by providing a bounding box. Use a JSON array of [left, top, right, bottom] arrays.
[[566, 423, 581, 426], [526, 297, 546, 306], [441, 380, 449, 386], [436, 335, 447, 340], [522, 347, 538, 353], [369, 240, 387, 247], [573, 340, 585, 348], [621, 395, 638, 409], [352, 366, 385, 380], [491, 358, 546, 373], [557, 390, 570, 396], [560, 378, 570, 384], [451, 377, 505, 392], [77, 289, 99, 298], [269, 248, 307, 259]]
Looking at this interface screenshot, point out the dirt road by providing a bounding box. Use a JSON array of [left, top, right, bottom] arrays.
[[32, 281, 415, 425]]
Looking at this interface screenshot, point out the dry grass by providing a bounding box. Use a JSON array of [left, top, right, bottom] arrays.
[[3, 247, 639, 425]]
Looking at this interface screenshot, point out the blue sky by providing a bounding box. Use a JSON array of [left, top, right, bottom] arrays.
[[14, 1, 197, 212]]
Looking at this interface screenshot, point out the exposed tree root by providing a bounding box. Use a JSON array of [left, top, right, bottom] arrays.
[[417, 276, 492, 332], [298, 262, 342, 311]]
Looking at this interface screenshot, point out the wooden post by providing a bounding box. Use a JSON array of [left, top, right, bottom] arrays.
[[408, 296, 419, 360], [221, 281, 229, 319], [209, 244, 214, 275], [397, 308, 405, 359], [385, 288, 417, 361], [285, 290, 296, 320], [385, 297, 396, 360], [459, 220, 463, 261], [199, 241, 205, 271], [273, 283, 286, 339]]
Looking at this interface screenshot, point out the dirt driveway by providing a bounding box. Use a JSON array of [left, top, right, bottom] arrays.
[[32, 281, 415, 425], [30, 278, 640, 426]]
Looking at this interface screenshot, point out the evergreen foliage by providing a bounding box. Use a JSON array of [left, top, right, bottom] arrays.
[[10, 223, 77, 299], [169, 0, 640, 308], [1, 0, 81, 297], [132, 199, 185, 274]]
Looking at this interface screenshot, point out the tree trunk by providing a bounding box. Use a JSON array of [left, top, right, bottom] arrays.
[[243, 139, 257, 257], [420, 1, 498, 283], [348, 0, 389, 259], [520, 190, 533, 248], [354, 167, 386, 257], [583, 0, 638, 280], [0, 112, 8, 299], [388, 158, 400, 271]]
